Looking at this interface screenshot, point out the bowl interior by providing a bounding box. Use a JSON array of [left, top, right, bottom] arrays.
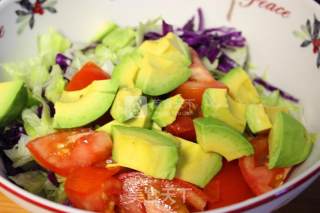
[[0, 0, 320, 211]]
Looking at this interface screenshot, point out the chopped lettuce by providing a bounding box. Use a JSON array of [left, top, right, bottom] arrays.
[[44, 65, 66, 102], [102, 27, 136, 51], [257, 85, 303, 120], [22, 103, 54, 138], [2, 57, 50, 89], [44, 181, 67, 203], [90, 21, 118, 42], [10, 171, 47, 194], [135, 17, 162, 46], [95, 44, 118, 64], [10, 171, 67, 203], [4, 134, 33, 168], [38, 29, 71, 67]]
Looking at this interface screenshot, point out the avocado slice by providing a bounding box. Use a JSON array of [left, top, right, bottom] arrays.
[[110, 87, 143, 122], [202, 88, 246, 132], [135, 33, 192, 96], [268, 112, 313, 168], [264, 106, 289, 124], [0, 80, 28, 127], [246, 104, 272, 133], [175, 137, 222, 188], [152, 94, 184, 127], [98, 100, 156, 133], [126, 99, 155, 128], [112, 126, 179, 179], [194, 117, 254, 161], [112, 52, 141, 88], [228, 95, 247, 123], [221, 67, 260, 104], [53, 80, 118, 128]]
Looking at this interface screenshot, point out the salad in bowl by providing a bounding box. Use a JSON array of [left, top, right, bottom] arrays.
[[0, 7, 318, 213]]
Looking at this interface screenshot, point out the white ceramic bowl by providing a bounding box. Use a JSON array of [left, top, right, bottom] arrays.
[[0, 0, 320, 212]]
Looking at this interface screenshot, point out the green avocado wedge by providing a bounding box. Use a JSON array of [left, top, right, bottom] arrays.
[[268, 112, 314, 169], [110, 87, 143, 122], [112, 126, 179, 180], [53, 80, 118, 128], [174, 137, 222, 188], [202, 88, 246, 132], [135, 33, 192, 96], [246, 104, 272, 134], [221, 67, 260, 104], [152, 94, 184, 127], [194, 117, 254, 161], [0, 80, 28, 127]]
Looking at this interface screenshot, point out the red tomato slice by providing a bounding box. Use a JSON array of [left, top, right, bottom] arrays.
[[172, 81, 219, 109], [118, 172, 208, 213], [65, 167, 122, 212], [66, 62, 110, 91], [27, 130, 113, 176], [165, 116, 196, 142], [239, 135, 291, 195], [204, 160, 255, 209], [189, 48, 227, 87]]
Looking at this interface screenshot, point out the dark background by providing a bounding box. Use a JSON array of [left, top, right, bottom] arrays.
[[276, 178, 320, 212]]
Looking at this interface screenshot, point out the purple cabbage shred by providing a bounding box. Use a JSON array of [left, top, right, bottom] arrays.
[[253, 77, 299, 103], [36, 101, 55, 118], [0, 122, 26, 150], [47, 171, 59, 187], [55, 53, 72, 72], [218, 53, 238, 73], [162, 20, 174, 35]]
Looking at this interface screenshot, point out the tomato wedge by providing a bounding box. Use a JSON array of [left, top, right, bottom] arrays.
[[172, 49, 226, 108], [165, 116, 196, 142], [27, 130, 113, 176], [189, 48, 227, 87], [239, 135, 291, 195], [204, 160, 254, 209], [66, 62, 110, 91], [118, 172, 208, 213], [65, 167, 122, 212]]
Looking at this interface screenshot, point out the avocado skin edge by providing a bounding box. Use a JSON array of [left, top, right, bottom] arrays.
[[268, 112, 313, 169], [193, 117, 254, 161], [0, 85, 28, 127]]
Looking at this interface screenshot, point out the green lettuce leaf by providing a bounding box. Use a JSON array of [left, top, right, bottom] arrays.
[[22, 103, 54, 138], [257, 85, 303, 120], [2, 57, 50, 89], [135, 17, 161, 46], [10, 171, 67, 203], [44, 65, 66, 102], [4, 134, 33, 168], [10, 171, 47, 194], [38, 28, 71, 67]]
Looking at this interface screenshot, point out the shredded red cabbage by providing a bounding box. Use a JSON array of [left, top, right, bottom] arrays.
[[0, 151, 24, 176], [162, 20, 174, 35], [36, 101, 56, 118], [55, 53, 72, 72], [253, 77, 299, 103], [0, 122, 26, 150], [0, 122, 26, 176], [47, 171, 59, 187], [143, 8, 246, 73], [218, 53, 238, 73]]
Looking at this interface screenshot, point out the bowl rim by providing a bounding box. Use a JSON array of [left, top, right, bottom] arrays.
[[0, 0, 320, 212]]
